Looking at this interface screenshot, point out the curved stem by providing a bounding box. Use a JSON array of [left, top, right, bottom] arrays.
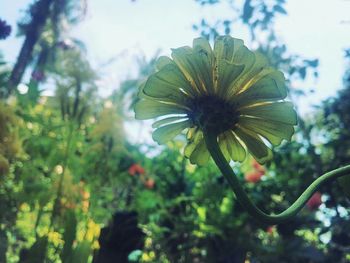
[[204, 132, 350, 224]]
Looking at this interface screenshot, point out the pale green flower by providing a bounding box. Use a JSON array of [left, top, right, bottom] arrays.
[[134, 36, 297, 165]]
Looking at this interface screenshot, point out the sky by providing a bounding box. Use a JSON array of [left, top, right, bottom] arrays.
[[0, 0, 349, 143], [73, 0, 350, 112]]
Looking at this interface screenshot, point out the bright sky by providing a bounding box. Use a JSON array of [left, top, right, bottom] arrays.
[[1, 0, 349, 119]]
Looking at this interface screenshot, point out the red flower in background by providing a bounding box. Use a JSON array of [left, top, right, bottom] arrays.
[[245, 160, 266, 183], [252, 160, 265, 174], [128, 164, 145, 176], [306, 192, 322, 210], [266, 226, 275, 234], [144, 178, 155, 189], [245, 171, 264, 183]]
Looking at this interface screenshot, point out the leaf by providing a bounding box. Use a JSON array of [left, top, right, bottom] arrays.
[[306, 59, 319, 68], [274, 5, 287, 15], [299, 67, 307, 79], [61, 210, 78, 263], [135, 190, 162, 211], [242, 0, 253, 23], [68, 241, 91, 263], [197, 206, 206, 221], [338, 175, 350, 199]]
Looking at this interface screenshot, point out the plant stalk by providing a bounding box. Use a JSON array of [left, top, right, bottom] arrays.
[[204, 131, 350, 224]]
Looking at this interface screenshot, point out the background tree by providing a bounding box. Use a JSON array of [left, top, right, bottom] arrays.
[[6, 0, 86, 97]]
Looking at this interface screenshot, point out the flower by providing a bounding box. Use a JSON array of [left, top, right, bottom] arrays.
[[266, 226, 275, 234], [144, 178, 155, 189], [134, 36, 297, 165], [252, 159, 265, 174], [128, 163, 145, 176], [306, 192, 322, 210], [245, 159, 265, 183], [31, 70, 46, 82], [245, 171, 263, 183]]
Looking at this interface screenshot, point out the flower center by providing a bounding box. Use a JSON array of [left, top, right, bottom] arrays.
[[188, 95, 239, 134]]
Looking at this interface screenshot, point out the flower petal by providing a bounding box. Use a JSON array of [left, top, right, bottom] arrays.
[[239, 102, 297, 125], [235, 126, 272, 164], [225, 131, 247, 162], [134, 99, 187, 120], [217, 60, 245, 97], [152, 116, 189, 128], [189, 138, 211, 165], [184, 128, 202, 157], [152, 120, 191, 144], [156, 56, 173, 70], [171, 47, 207, 94], [232, 70, 286, 107], [214, 36, 265, 96], [229, 53, 269, 96], [218, 134, 231, 161], [239, 116, 294, 145], [143, 64, 195, 101], [192, 38, 216, 94], [219, 131, 247, 162], [193, 37, 213, 57], [214, 36, 246, 62]]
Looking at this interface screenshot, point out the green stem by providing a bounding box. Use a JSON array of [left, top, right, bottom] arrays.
[[34, 205, 44, 237], [204, 132, 350, 224], [49, 122, 74, 230]]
